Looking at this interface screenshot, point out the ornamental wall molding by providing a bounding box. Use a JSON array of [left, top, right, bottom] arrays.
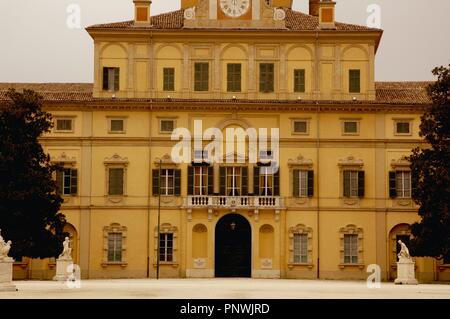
[[287, 155, 313, 168], [391, 156, 411, 169], [154, 153, 179, 167], [338, 155, 364, 168], [104, 153, 129, 166], [51, 152, 76, 165]]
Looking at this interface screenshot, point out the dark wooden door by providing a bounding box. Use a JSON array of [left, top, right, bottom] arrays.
[[215, 214, 251, 278]]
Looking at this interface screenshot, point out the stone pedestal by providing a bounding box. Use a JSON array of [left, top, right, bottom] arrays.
[[53, 258, 74, 282], [395, 260, 418, 285], [0, 259, 17, 291]]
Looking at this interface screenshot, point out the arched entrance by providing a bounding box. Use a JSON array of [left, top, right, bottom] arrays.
[[215, 214, 252, 278]]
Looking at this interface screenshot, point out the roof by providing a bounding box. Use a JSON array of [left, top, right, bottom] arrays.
[[87, 8, 381, 32], [0, 82, 432, 106]]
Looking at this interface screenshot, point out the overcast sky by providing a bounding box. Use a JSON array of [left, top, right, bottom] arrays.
[[0, 0, 449, 83]]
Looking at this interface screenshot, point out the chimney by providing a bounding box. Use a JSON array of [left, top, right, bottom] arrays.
[[319, 0, 336, 29], [134, 0, 151, 25], [309, 0, 320, 16]]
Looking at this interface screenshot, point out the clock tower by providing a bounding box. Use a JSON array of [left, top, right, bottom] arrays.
[[183, 0, 288, 29]]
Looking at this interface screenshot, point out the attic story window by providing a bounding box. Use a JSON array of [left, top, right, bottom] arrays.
[[103, 67, 120, 92]]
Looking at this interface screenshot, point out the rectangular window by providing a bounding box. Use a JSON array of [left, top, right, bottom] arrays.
[[226, 167, 242, 196], [160, 119, 175, 133], [349, 69, 361, 93], [227, 63, 242, 92], [396, 122, 411, 135], [160, 169, 175, 196], [193, 166, 209, 196], [343, 170, 359, 198], [259, 63, 274, 93], [293, 120, 308, 134], [108, 168, 124, 196], [293, 234, 308, 264], [110, 119, 124, 133], [293, 170, 314, 198], [344, 234, 358, 264], [194, 63, 209, 92], [259, 167, 274, 196], [396, 171, 412, 198], [56, 168, 78, 196], [163, 68, 175, 91], [159, 233, 173, 262], [294, 69, 306, 93], [343, 121, 358, 134], [103, 67, 120, 92], [107, 232, 122, 262], [56, 119, 73, 132]]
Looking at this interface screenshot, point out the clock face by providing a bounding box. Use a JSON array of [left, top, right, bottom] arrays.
[[220, 0, 251, 18]]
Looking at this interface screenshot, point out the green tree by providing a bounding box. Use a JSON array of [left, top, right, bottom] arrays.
[[409, 65, 450, 263], [0, 89, 66, 259]]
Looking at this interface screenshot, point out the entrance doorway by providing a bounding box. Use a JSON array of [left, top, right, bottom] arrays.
[[215, 214, 252, 278]]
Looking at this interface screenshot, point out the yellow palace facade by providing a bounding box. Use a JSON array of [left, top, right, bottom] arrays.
[[3, 0, 449, 282]]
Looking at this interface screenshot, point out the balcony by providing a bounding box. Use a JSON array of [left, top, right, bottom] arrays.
[[185, 195, 284, 210]]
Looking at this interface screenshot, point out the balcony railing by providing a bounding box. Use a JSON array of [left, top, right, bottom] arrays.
[[185, 195, 284, 209]]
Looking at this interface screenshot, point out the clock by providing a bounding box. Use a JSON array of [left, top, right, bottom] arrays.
[[219, 0, 251, 18]]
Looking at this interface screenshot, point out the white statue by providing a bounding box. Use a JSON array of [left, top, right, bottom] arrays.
[[0, 229, 5, 246], [398, 240, 412, 262], [0, 241, 12, 260], [58, 237, 72, 260]]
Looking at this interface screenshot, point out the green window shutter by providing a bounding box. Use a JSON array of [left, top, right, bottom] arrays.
[[349, 69, 360, 93], [219, 167, 226, 195], [273, 168, 280, 196], [227, 63, 242, 92], [293, 169, 300, 197], [260, 63, 274, 93], [343, 171, 350, 198], [103, 68, 109, 90], [307, 170, 314, 197], [56, 170, 63, 195], [294, 69, 305, 93], [187, 166, 194, 196], [389, 171, 397, 198], [109, 168, 123, 196], [253, 166, 260, 196], [174, 169, 181, 196], [163, 68, 175, 91], [70, 169, 78, 195], [114, 68, 120, 91], [195, 63, 209, 92], [241, 167, 248, 196], [358, 171, 365, 198], [152, 169, 160, 196], [207, 166, 214, 195]]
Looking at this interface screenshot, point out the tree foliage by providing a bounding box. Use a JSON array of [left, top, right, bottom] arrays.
[[409, 65, 450, 262], [0, 89, 65, 259]]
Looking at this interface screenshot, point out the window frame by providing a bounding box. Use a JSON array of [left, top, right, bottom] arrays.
[[293, 69, 306, 93], [54, 117, 75, 133], [159, 118, 176, 134], [396, 170, 412, 199], [292, 119, 310, 135], [102, 67, 120, 92], [394, 119, 413, 136], [349, 69, 361, 93], [342, 120, 360, 136], [102, 223, 127, 267], [227, 63, 242, 93], [226, 166, 242, 197], [194, 62, 210, 92], [107, 117, 127, 134], [343, 234, 359, 264], [259, 63, 275, 93], [293, 233, 308, 264], [159, 233, 174, 263], [163, 67, 175, 92]]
